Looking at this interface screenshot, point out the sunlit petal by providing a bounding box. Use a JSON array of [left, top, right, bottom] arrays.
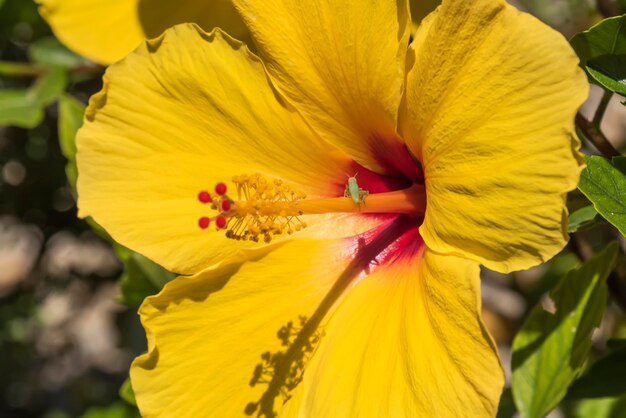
[[231, 0, 418, 177], [77, 24, 361, 275], [402, 0, 587, 272], [131, 237, 362, 417], [300, 248, 503, 417]]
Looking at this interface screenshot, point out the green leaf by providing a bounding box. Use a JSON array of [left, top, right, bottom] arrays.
[[57, 94, 85, 190], [567, 339, 626, 399], [574, 394, 626, 418], [81, 402, 139, 418], [611, 156, 626, 174], [116, 247, 174, 307], [569, 205, 604, 232], [28, 37, 88, 69], [578, 155, 626, 237], [511, 243, 618, 418], [32, 68, 68, 105], [587, 55, 626, 96], [570, 15, 626, 95], [0, 89, 44, 127], [0, 67, 68, 128], [119, 378, 136, 406]]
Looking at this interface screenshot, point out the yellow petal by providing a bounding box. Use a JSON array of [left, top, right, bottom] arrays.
[[299, 248, 503, 417], [77, 24, 363, 275], [36, 0, 249, 64], [131, 237, 362, 418], [402, 0, 588, 272], [231, 0, 419, 177], [131, 218, 501, 416]]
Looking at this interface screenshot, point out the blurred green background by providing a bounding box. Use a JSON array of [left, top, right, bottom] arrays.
[[0, 1, 143, 417]]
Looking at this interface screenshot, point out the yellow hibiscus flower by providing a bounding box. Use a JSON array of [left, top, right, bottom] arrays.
[[75, 0, 587, 416]]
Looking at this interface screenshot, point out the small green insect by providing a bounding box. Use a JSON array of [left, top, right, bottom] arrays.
[[344, 174, 369, 206]]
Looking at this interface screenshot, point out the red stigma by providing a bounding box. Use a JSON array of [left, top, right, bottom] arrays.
[[198, 217, 211, 229], [215, 183, 227, 196], [198, 191, 212, 203], [221, 200, 232, 212], [215, 215, 227, 229]]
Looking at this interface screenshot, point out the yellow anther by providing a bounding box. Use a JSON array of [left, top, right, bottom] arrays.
[[212, 174, 309, 243]]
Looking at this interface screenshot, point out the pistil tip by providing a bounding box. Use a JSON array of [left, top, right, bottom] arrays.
[[198, 191, 212, 203], [215, 183, 227, 196], [198, 217, 211, 229], [216, 215, 227, 229]]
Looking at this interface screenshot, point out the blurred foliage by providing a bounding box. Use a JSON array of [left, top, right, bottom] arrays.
[[0, 0, 143, 417], [520, 0, 595, 37], [574, 393, 626, 417], [0, 67, 67, 128], [511, 243, 617, 418], [80, 403, 140, 418], [118, 379, 136, 407], [115, 249, 174, 308], [57, 93, 82, 190]]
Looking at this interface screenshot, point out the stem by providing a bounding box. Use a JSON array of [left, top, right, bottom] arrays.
[[593, 89, 613, 127], [68, 63, 104, 75], [576, 90, 620, 158], [0, 61, 103, 77], [0, 61, 47, 76]]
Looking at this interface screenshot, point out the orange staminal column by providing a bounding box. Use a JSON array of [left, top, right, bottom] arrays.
[[296, 184, 425, 215], [197, 174, 426, 243]]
